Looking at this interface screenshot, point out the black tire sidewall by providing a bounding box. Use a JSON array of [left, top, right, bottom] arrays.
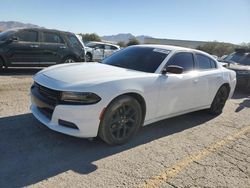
[[209, 86, 229, 115], [99, 96, 142, 145]]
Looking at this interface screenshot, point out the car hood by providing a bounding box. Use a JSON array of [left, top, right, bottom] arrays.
[[38, 63, 148, 85], [228, 64, 250, 71]]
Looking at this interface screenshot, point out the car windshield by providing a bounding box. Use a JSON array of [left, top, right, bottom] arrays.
[[0, 30, 15, 41], [225, 52, 250, 66], [102, 46, 170, 73]]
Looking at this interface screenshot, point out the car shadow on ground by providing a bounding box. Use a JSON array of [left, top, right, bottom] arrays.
[[232, 90, 250, 112], [0, 111, 215, 187], [0, 67, 43, 76]]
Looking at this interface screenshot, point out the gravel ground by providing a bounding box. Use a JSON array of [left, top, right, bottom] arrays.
[[0, 68, 250, 188]]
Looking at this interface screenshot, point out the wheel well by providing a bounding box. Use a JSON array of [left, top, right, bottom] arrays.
[[86, 52, 92, 58], [0, 55, 5, 67], [221, 83, 230, 93], [113, 93, 146, 123]]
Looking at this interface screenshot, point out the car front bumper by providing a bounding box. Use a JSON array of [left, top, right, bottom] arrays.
[[30, 92, 102, 138]]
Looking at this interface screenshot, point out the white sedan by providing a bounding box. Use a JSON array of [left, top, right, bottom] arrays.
[[30, 45, 236, 145]]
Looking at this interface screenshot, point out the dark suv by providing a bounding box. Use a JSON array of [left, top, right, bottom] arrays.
[[0, 28, 85, 70], [220, 49, 250, 92]]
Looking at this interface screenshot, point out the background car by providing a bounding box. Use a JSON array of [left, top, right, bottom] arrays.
[[85, 41, 120, 62], [219, 49, 250, 92], [30, 45, 236, 145], [0, 28, 86, 70]]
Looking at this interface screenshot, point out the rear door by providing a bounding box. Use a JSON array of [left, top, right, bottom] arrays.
[[92, 44, 105, 61], [39, 31, 66, 65], [7, 29, 41, 66], [194, 53, 223, 105]]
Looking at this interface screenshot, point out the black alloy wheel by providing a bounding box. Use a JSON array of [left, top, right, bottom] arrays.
[[99, 95, 142, 145], [209, 86, 229, 115]]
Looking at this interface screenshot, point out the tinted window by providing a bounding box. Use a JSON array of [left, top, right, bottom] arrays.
[[225, 53, 244, 63], [167, 52, 194, 71], [0, 30, 15, 41], [239, 54, 250, 65], [197, 54, 214, 69], [68, 35, 82, 47], [16, 30, 38, 42], [102, 47, 169, 73], [210, 59, 217, 68], [105, 45, 111, 50], [111, 46, 118, 50], [43, 32, 64, 43]]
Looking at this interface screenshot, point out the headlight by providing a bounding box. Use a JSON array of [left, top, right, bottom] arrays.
[[61, 92, 101, 104]]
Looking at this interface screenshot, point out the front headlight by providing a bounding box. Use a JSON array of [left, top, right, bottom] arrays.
[[61, 92, 101, 104]]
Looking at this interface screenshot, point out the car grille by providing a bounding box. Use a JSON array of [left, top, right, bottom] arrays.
[[34, 82, 61, 106]]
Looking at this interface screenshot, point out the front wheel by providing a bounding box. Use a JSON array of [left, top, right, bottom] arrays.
[[209, 86, 229, 115], [98, 96, 142, 145]]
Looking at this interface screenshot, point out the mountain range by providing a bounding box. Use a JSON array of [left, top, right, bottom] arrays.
[[0, 21, 40, 31], [0, 21, 152, 43]]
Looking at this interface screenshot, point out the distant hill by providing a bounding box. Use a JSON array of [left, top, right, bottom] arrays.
[[101, 33, 152, 43], [0, 21, 41, 31]]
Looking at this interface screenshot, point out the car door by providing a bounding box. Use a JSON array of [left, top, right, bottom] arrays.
[[104, 45, 114, 58], [7, 29, 41, 65], [194, 53, 224, 106], [39, 31, 66, 65], [157, 52, 202, 118], [92, 44, 105, 61]]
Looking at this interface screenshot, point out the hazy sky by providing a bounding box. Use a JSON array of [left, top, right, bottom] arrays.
[[1, 0, 250, 44]]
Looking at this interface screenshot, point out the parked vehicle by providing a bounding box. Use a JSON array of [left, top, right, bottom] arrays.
[[30, 45, 236, 145], [0, 28, 86, 70], [219, 49, 250, 92], [85, 41, 120, 62]]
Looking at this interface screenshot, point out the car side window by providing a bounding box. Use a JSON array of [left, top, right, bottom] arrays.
[[105, 45, 111, 50], [196, 54, 217, 70], [43, 32, 64, 43], [111, 46, 118, 50], [167, 52, 194, 72], [15, 30, 38, 42], [68, 35, 82, 47]]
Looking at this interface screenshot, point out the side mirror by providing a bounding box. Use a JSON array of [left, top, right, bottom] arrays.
[[162, 65, 183, 74]]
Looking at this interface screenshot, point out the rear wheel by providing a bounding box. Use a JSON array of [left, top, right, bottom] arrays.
[[209, 86, 229, 115], [0, 57, 4, 71], [63, 57, 76, 63], [98, 96, 142, 145]]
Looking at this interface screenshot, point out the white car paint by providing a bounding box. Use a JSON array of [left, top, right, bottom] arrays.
[[85, 41, 120, 61], [30, 45, 236, 138]]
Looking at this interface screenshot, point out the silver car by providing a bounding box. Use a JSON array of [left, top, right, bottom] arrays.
[[85, 41, 120, 62]]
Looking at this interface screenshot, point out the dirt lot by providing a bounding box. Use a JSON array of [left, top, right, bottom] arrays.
[[0, 68, 250, 188]]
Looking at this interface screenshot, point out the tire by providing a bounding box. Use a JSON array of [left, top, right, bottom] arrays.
[[86, 53, 92, 62], [209, 86, 229, 115], [63, 57, 76, 63], [0, 57, 4, 72], [98, 95, 142, 145]]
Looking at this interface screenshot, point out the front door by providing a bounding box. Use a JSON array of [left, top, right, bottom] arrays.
[[7, 29, 42, 66]]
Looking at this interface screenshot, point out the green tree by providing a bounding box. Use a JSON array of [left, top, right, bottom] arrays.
[[197, 42, 236, 57], [117, 41, 126, 48], [127, 37, 140, 46], [79, 33, 101, 42]]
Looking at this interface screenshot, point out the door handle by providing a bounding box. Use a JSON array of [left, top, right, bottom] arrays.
[[59, 46, 66, 49], [30, 44, 39, 48]]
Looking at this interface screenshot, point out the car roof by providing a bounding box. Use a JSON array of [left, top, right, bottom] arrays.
[[88, 41, 120, 48], [6, 27, 75, 35], [134, 44, 214, 57]]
